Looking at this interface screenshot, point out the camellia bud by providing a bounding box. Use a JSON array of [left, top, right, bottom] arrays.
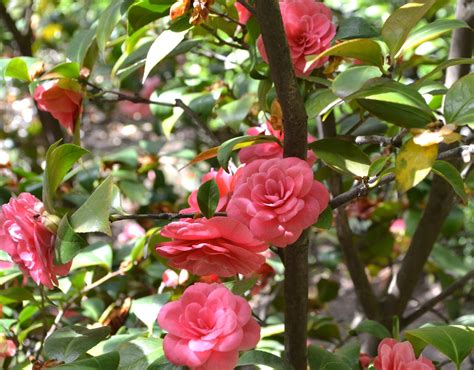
[[42, 212, 61, 234]]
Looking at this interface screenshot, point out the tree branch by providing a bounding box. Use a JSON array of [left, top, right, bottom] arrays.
[[254, 1, 309, 368], [110, 212, 226, 222], [402, 270, 474, 327], [0, 2, 32, 56]]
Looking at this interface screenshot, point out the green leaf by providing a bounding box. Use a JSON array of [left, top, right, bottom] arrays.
[[43, 141, 89, 213], [381, 0, 436, 58], [395, 139, 438, 192], [308, 345, 351, 370], [217, 135, 281, 172], [401, 19, 468, 54], [127, 0, 174, 34], [71, 242, 113, 271], [41, 62, 81, 80], [70, 176, 113, 236], [413, 58, 474, 86], [67, 28, 97, 67], [317, 278, 340, 303], [55, 215, 88, 264], [117, 337, 164, 370], [314, 206, 333, 230], [196, 179, 220, 218], [335, 17, 379, 40], [130, 294, 170, 331], [444, 73, 474, 126], [3, 57, 38, 82], [305, 89, 341, 119], [237, 350, 290, 369], [309, 138, 371, 177], [335, 342, 361, 370], [349, 79, 435, 128], [142, 29, 189, 82], [351, 319, 391, 339], [369, 156, 390, 177], [405, 325, 474, 368], [224, 277, 259, 296], [54, 351, 120, 369], [0, 287, 36, 305], [213, 94, 255, 130], [432, 160, 467, 203], [305, 39, 384, 73], [332, 66, 383, 98], [44, 326, 110, 363], [97, 1, 124, 52]]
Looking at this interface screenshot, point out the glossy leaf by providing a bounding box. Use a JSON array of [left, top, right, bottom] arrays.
[[54, 351, 120, 369], [405, 325, 474, 368], [351, 319, 391, 339], [43, 141, 89, 213], [309, 138, 371, 177], [305, 39, 384, 72], [237, 350, 290, 369], [40, 62, 81, 80], [97, 0, 124, 52], [0, 287, 36, 305], [54, 215, 88, 264], [305, 89, 341, 119], [432, 160, 468, 203], [314, 206, 333, 230], [335, 17, 379, 40], [382, 0, 436, 58], [369, 156, 390, 177], [224, 277, 259, 296], [44, 326, 110, 363], [413, 58, 474, 86], [444, 73, 474, 126], [143, 29, 189, 82], [117, 337, 164, 370], [332, 66, 383, 98], [349, 79, 435, 128], [130, 294, 170, 331], [395, 139, 438, 192], [217, 135, 281, 172], [71, 242, 113, 271], [67, 28, 97, 68], [70, 176, 113, 236], [401, 19, 468, 54], [196, 179, 220, 218], [308, 345, 352, 370], [3, 57, 38, 81], [127, 0, 174, 34]]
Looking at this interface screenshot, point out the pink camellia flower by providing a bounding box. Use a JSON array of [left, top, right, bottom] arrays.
[[158, 283, 260, 370], [0, 336, 16, 358], [33, 80, 82, 133], [235, 1, 252, 24], [257, 0, 336, 76], [238, 121, 317, 166], [156, 217, 268, 277], [117, 222, 146, 245], [227, 157, 329, 247], [162, 269, 190, 288], [0, 193, 71, 289], [389, 219, 406, 236], [374, 339, 435, 370], [359, 353, 373, 369], [181, 168, 235, 213]]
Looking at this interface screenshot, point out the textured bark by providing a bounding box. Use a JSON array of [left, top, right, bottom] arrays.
[[254, 1, 309, 368]]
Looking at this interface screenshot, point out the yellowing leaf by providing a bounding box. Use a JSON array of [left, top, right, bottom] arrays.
[[412, 124, 461, 147], [395, 139, 438, 192]]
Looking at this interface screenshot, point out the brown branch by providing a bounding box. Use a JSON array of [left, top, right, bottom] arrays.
[[355, 129, 407, 147], [0, 2, 32, 56], [110, 212, 226, 222], [402, 270, 474, 327], [254, 1, 309, 368]]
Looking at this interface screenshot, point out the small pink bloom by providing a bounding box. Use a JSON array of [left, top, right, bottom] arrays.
[[0, 193, 71, 289], [374, 338, 435, 370], [162, 269, 190, 288], [227, 157, 329, 247], [33, 80, 82, 133], [389, 219, 406, 236], [117, 222, 146, 245], [0, 337, 16, 358], [359, 353, 373, 369], [235, 1, 252, 24], [158, 283, 260, 370], [238, 121, 316, 165], [156, 217, 268, 277], [257, 0, 336, 76], [182, 168, 235, 213]]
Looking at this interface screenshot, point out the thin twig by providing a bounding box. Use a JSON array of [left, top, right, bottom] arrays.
[[402, 270, 474, 326], [210, 8, 245, 27], [355, 129, 407, 147], [110, 212, 227, 222], [199, 23, 248, 49]]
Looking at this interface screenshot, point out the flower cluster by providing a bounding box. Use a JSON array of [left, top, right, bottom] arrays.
[[0, 193, 71, 289]]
